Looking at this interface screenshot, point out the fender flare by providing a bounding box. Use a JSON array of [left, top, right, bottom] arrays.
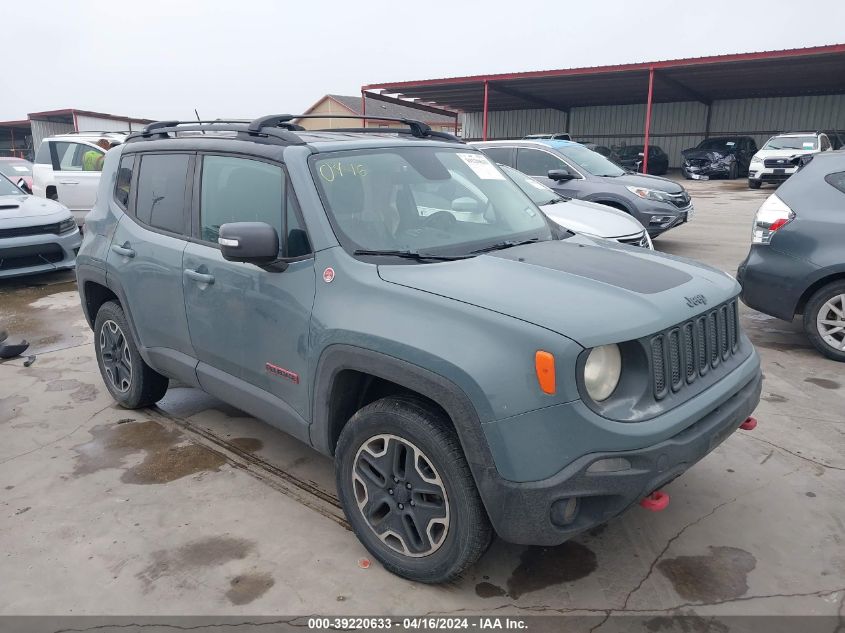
[[310, 344, 506, 501]]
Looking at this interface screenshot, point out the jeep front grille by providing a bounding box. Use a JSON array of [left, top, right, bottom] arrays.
[[650, 298, 740, 400]]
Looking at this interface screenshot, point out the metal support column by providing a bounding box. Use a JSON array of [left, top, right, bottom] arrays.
[[482, 80, 489, 141], [642, 67, 654, 174]]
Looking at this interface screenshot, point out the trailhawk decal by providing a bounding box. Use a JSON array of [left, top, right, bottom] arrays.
[[266, 362, 300, 384]]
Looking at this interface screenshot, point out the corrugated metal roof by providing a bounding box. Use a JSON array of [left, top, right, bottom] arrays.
[[364, 44, 845, 112]]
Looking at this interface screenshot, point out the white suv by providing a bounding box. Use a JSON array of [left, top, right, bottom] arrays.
[[748, 132, 832, 189], [32, 132, 128, 225]]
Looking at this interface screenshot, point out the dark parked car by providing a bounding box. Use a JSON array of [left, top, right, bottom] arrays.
[[617, 145, 669, 175], [578, 142, 621, 164], [737, 151, 845, 361], [681, 137, 758, 180], [473, 140, 693, 237], [523, 132, 571, 141]]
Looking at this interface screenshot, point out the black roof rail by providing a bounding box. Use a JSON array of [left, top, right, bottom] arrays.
[[249, 114, 462, 142], [128, 115, 463, 146], [129, 120, 304, 145], [317, 127, 463, 143]]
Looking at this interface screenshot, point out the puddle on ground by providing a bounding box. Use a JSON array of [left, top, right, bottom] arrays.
[[71, 420, 258, 484], [225, 570, 275, 605], [474, 581, 507, 598], [0, 395, 28, 424], [657, 545, 756, 603], [45, 379, 99, 402], [0, 273, 90, 355], [505, 541, 597, 599], [137, 535, 256, 591], [804, 377, 840, 390]]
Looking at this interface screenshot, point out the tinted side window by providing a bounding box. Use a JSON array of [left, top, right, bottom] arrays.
[[200, 155, 283, 244], [820, 136, 831, 151], [825, 171, 845, 195], [480, 147, 514, 167], [114, 155, 135, 210], [516, 148, 566, 177], [136, 154, 190, 234]]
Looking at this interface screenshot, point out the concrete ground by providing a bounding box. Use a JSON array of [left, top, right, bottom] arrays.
[[1, 177, 843, 619]]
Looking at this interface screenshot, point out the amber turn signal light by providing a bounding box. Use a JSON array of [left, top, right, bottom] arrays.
[[535, 351, 556, 394]]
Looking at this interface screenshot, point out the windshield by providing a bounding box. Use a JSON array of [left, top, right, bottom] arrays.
[[697, 138, 739, 152], [617, 146, 644, 158], [311, 147, 553, 257], [763, 135, 818, 151], [0, 174, 23, 196], [500, 165, 559, 206], [0, 160, 32, 177], [556, 144, 625, 177]]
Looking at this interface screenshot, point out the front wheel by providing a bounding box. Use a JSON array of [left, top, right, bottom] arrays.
[[804, 282, 845, 362], [335, 396, 492, 583], [94, 301, 169, 407], [748, 179, 761, 189]]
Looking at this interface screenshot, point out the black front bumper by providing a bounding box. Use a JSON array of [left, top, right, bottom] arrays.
[[484, 369, 762, 545]]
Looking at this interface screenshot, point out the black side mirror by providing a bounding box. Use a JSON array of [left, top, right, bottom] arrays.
[[547, 169, 574, 181], [17, 179, 32, 195], [218, 222, 285, 271]]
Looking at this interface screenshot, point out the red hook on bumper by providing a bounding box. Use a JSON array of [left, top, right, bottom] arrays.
[[740, 416, 758, 431], [640, 490, 670, 512]]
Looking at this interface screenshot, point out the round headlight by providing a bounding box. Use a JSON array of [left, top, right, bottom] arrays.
[[583, 344, 622, 402]]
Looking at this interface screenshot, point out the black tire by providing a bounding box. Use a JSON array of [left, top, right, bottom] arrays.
[[803, 281, 845, 362], [728, 162, 738, 180], [93, 301, 169, 407], [748, 179, 761, 189], [335, 396, 492, 583]]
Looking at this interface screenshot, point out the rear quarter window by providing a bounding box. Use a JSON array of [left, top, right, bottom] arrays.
[[824, 171, 845, 195]]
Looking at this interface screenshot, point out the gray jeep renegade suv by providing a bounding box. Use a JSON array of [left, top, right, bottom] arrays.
[[76, 115, 762, 583]]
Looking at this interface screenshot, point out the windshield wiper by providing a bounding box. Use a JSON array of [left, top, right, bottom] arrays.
[[353, 249, 469, 261], [470, 238, 543, 254]]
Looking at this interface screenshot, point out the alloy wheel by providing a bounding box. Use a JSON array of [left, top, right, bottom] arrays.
[[817, 294, 845, 351], [352, 434, 450, 557], [99, 319, 132, 393]]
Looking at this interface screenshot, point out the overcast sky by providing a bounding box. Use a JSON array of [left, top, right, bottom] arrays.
[[2, 0, 844, 122]]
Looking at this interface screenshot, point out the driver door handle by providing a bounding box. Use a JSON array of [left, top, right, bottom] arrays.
[[59, 180, 79, 185], [184, 268, 215, 285], [111, 243, 135, 258]]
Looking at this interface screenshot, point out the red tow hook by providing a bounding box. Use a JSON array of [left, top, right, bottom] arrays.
[[740, 416, 758, 431], [640, 490, 670, 512]]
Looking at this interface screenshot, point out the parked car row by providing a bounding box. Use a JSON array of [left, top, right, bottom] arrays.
[[473, 139, 693, 236]]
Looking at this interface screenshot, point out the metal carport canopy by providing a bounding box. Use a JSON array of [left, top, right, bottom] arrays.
[[363, 44, 845, 111], [362, 44, 845, 170]]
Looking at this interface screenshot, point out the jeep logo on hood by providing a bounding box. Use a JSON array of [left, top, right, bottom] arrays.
[[685, 294, 707, 308]]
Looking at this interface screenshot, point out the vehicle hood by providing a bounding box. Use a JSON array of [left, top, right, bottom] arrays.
[[753, 148, 817, 161], [0, 194, 73, 228], [378, 236, 739, 348], [599, 172, 684, 192], [682, 149, 731, 162], [541, 199, 644, 239]]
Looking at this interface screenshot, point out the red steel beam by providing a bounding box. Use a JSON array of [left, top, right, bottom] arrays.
[[361, 90, 366, 126], [643, 67, 654, 175], [482, 80, 489, 141]]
